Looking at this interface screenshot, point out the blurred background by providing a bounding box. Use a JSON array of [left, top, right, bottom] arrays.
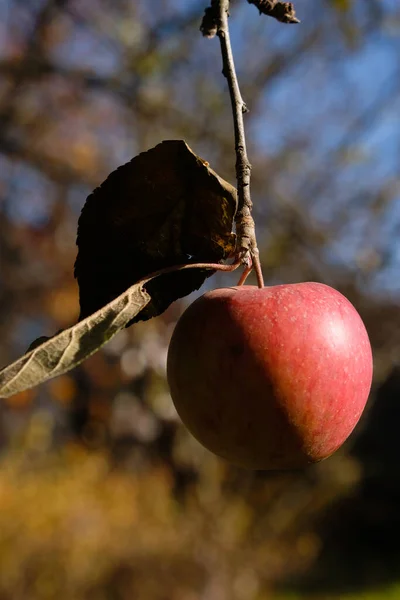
[[0, 0, 400, 598]]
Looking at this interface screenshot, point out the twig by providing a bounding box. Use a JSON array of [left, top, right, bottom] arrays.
[[202, 0, 264, 288], [200, 0, 299, 35], [200, 0, 299, 286]]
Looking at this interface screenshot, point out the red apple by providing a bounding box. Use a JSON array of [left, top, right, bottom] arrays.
[[167, 283, 373, 470]]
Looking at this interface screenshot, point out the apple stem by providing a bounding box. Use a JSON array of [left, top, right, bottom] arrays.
[[201, 0, 265, 289], [252, 248, 265, 288], [236, 263, 252, 286]]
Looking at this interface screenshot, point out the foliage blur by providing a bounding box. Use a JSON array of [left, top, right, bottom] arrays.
[[0, 0, 400, 598]]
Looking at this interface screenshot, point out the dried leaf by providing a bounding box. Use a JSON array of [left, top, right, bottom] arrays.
[[74, 140, 237, 325], [247, 1, 300, 24], [0, 281, 151, 398], [0, 141, 236, 399], [200, 6, 218, 38]]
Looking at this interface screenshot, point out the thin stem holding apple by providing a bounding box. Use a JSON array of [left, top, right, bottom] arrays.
[[202, 0, 264, 288], [201, 0, 299, 288]]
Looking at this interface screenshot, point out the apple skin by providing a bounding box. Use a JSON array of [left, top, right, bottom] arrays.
[[167, 283, 373, 470]]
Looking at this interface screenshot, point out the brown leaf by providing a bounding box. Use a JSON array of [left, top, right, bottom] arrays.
[[74, 140, 237, 324], [247, 1, 300, 24]]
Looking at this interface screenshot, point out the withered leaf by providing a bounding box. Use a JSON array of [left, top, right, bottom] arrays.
[[74, 140, 237, 324], [0, 280, 151, 398]]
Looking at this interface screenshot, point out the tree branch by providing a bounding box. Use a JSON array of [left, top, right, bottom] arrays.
[[201, 0, 264, 287]]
